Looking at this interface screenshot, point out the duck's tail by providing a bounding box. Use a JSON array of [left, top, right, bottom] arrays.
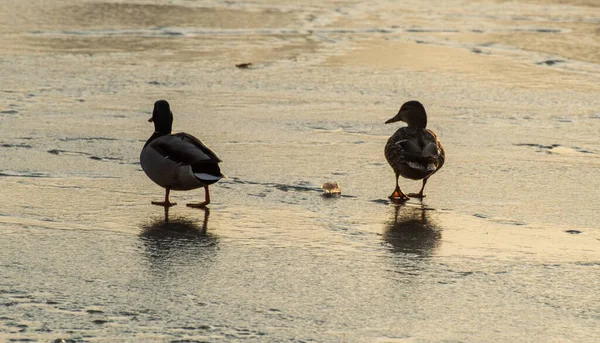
[[192, 162, 226, 184], [401, 141, 440, 172]]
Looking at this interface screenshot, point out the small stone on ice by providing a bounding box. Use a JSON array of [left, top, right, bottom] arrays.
[[322, 181, 341, 196]]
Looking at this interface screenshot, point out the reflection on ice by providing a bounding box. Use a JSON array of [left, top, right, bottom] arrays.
[[383, 204, 441, 257], [139, 208, 218, 272]]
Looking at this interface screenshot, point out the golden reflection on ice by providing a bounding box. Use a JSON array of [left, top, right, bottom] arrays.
[[383, 204, 442, 257], [139, 208, 217, 272]]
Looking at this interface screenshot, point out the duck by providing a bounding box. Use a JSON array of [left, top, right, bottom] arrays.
[[384, 100, 445, 201], [140, 100, 225, 208]]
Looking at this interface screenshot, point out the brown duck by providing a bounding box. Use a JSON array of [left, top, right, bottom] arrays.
[[384, 101, 445, 201]]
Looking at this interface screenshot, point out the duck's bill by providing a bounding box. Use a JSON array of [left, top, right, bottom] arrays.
[[148, 117, 153, 122], [385, 116, 400, 124], [385, 110, 405, 124]]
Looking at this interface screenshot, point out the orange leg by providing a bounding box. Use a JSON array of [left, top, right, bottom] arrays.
[[389, 174, 409, 202], [187, 186, 211, 208], [152, 188, 177, 207]]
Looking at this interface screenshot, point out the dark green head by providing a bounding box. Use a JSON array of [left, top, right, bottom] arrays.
[[385, 100, 427, 128]]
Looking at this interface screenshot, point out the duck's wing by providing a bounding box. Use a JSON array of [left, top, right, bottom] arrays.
[[385, 128, 444, 172], [149, 132, 222, 165], [424, 129, 445, 171], [385, 128, 414, 166]]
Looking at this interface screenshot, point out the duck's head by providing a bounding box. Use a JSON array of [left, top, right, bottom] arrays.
[[149, 100, 173, 134], [385, 100, 427, 128]]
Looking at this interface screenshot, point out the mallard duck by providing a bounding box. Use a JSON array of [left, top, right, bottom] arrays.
[[140, 100, 225, 208], [384, 100, 445, 201]]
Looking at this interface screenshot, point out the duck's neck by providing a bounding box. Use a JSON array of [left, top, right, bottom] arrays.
[[143, 130, 170, 148]]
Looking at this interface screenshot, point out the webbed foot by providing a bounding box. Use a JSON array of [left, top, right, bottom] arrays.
[[186, 201, 209, 209], [389, 190, 409, 202], [152, 201, 177, 207]]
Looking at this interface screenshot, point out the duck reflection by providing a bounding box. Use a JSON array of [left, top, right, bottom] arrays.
[[383, 204, 441, 256], [139, 208, 218, 271]]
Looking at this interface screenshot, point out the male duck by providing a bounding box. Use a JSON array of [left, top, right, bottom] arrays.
[[140, 100, 225, 208], [384, 100, 445, 201]]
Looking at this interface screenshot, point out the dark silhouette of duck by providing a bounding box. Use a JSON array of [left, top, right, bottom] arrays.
[[384, 205, 442, 256], [140, 208, 217, 272], [140, 100, 225, 208], [384, 101, 445, 201]]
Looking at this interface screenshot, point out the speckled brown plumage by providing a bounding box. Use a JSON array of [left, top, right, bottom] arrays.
[[384, 101, 445, 201]]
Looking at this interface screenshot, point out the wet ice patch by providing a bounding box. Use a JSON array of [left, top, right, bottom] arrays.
[[536, 59, 566, 66], [0, 170, 52, 178], [514, 143, 599, 156], [1, 143, 32, 149], [47, 149, 89, 156], [47, 149, 125, 162], [58, 137, 118, 142]]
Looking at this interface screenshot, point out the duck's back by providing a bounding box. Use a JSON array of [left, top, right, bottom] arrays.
[[140, 132, 223, 190], [385, 127, 445, 179], [149, 133, 221, 164]]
